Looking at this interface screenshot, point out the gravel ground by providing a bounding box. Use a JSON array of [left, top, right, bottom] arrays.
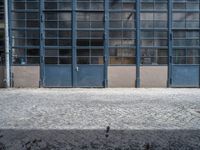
[[0, 88, 200, 149]]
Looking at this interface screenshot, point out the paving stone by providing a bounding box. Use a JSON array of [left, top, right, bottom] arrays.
[[0, 88, 200, 149]]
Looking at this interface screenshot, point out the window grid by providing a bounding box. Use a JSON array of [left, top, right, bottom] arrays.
[[109, 0, 136, 65], [0, 1, 4, 65], [76, 4, 104, 65], [10, 0, 200, 65], [172, 0, 200, 65], [141, 0, 168, 65], [44, 0, 72, 65], [12, 0, 40, 65]]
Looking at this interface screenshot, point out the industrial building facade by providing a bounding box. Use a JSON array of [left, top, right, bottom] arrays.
[[0, 0, 200, 88]]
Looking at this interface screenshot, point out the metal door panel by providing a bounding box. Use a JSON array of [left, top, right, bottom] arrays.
[[75, 8, 105, 87], [44, 65, 72, 87], [42, 5, 73, 87], [41, 1, 106, 88], [77, 65, 104, 87], [169, 1, 200, 88], [172, 65, 199, 87]]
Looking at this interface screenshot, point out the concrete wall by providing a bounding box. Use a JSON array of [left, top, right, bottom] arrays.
[[13, 66, 40, 88], [141, 66, 168, 88], [8, 66, 168, 88], [108, 66, 167, 88], [108, 66, 136, 88], [0, 66, 4, 88]]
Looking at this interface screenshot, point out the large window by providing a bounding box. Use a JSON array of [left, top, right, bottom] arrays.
[[140, 0, 168, 65], [12, 0, 40, 65], [77, 0, 104, 64], [0, 1, 4, 65], [10, 0, 200, 66], [172, 0, 200, 64], [43, 0, 72, 65], [109, 0, 136, 65]]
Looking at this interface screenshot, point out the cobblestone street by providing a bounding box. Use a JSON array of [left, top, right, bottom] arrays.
[[0, 88, 200, 149], [1, 88, 200, 129]]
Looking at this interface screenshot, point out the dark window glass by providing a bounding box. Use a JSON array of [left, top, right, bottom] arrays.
[[109, 1, 136, 65], [0, 2, 4, 65], [141, 0, 168, 65], [12, 1, 40, 65], [172, 0, 200, 64]]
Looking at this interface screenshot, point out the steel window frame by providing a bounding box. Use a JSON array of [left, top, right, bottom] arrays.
[[8, 0, 200, 88], [168, 0, 173, 87], [39, 0, 45, 87], [170, 0, 200, 88]]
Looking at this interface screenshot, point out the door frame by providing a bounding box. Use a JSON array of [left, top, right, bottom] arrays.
[[168, 0, 200, 88], [39, 0, 108, 88]]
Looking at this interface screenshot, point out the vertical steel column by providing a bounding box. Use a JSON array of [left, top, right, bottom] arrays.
[[168, 0, 173, 87], [104, 0, 109, 87], [4, 0, 10, 87], [72, 0, 77, 87], [136, 0, 141, 88], [39, 0, 45, 87], [5, 0, 12, 87], [9, 0, 13, 87], [199, 2, 200, 87]]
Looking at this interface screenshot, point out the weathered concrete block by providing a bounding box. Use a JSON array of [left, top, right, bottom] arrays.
[[13, 66, 40, 88], [108, 66, 136, 88], [141, 66, 168, 88]]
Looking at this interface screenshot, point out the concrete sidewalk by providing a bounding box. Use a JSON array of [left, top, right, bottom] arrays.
[[0, 88, 200, 149]]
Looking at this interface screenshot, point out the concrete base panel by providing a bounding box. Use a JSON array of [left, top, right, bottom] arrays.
[[108, 66, 136, 88], [0, 66, 4, 88], [13, 66, 40, 88], [141, 66, 168, 88]]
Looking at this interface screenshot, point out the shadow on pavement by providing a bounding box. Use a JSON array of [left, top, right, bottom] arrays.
[[0, 129, 200, 150]]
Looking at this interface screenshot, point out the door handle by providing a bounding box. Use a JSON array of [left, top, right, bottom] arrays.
[[76, 66, 79, 72]]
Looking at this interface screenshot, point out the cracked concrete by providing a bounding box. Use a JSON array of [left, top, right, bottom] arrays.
[[0, 88, 200, 149]]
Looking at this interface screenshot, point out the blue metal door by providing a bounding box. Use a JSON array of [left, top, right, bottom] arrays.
[[42, 3, 73, 87], [75, 7, 105, 87], [42, 1, 105, 88], [171, 65, 199, 87], [76, 65, 104, 87], [170, 2, 200, 88]]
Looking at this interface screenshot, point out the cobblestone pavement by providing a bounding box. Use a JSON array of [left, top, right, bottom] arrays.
[[0, 88, 200, 129], [0, 88, 200, 149]]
